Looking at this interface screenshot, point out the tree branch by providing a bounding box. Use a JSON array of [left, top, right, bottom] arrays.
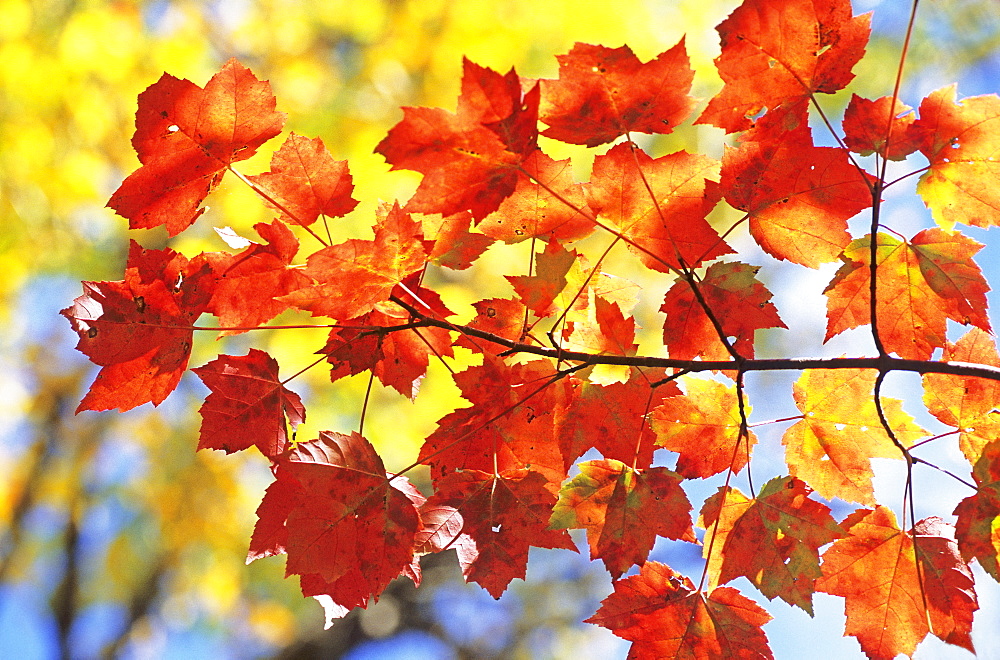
[[389, 296, 1000, 382]]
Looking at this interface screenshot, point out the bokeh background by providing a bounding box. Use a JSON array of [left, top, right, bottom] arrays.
[[1, 0, 998, 658]]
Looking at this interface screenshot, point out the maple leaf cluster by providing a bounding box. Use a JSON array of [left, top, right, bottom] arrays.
[[62, 0, 1000, 656]]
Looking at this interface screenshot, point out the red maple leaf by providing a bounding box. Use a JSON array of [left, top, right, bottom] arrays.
[[559, 368, 681, 470], [61, 241, 215, 412], [421, 468, 575, 598], [247, 132, 359, 225], [247, 432, 424, 617], [661, 261, 785, 360], [540, 40, 695, 147], [281, 202, 431, 320], [721, 101, 874, 267], [320, 278, 455, 399], [477, 151, 595, 244], [191, 349, 305, 458], [954, 439, 1000, 583], [375, 58, 538, 219], [549, 459, 694, 578], [842, 94, 919, 161], [586, 143, 728, 272], [108, 59, 285, 235], [697, 0, 871, 133], [203, 220, 312, 334], [586, 561, 773, 659], [418, 357, 573, 488]]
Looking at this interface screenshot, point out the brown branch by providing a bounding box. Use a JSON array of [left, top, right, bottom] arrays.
[[389, 298, 1000, 382]]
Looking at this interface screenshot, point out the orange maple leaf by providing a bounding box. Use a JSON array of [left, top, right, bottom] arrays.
[[824, 229, 991, 360], [783, 369, 925, 504], [816, 507, 977, 658], [281, 203, 431, 321], [651, 377, 756, 478], [699, 478, 845, 613], [587, 143, 727, 272], [910, 86, 1000, 229], [922, 328, 1000, 464], [246, 132, 359, 225], [540, 40, 696, 147]]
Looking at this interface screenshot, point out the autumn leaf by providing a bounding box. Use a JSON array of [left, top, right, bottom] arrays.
[[247, 432, 424, 617], [554, 252, 641, 329], [558, 368, 680, 470], [458, 57, 538, 155], [203, 220, 312, 334], [721, 101, 874, 267], [375, 58, 538, 219], [477, 151, 594, 244], [108, 59, 285, 235], [191, 349, 305, 458], [320, 278, 455, 399], [454, 297, 528, 356], [697, 486, 752, 591], [782, 369, 925, 505], [661, 261, 785, 360], [549, 459, 694, 578], [842, 95, 919, 161], [922, 328, 1000, 464], [422, 468, 576, 598], [824, 229, 991, 360], [418, 210, 494, 270], [587, 142, 728, 272], [816, 507, 977, 658], [540, 40, 695, 147], [586, 561, 773, 659], [61, 241, 215, 412], [954, 439, 1000, 582], [505, 239, 577, 317], [651, 377, 756, 478], [418, 357, 572, 488], [700, 477, 844, 613], [697, 0, 871, 133], [281, 202, 431, 320], [247, 132, 359, 225], [563, 298, 639, 366], [913, 518, 978, 653], [910, 86, 1000, 228]]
